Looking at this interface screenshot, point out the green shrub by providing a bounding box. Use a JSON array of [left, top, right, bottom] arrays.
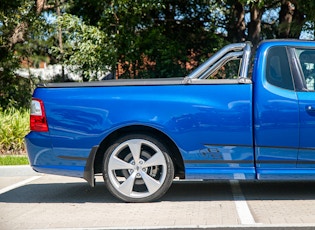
[[0, 108, 29, 155]]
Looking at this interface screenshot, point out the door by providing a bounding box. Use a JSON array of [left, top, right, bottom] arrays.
[[253, 45, 300, 179], [294, 48, 315, 168]]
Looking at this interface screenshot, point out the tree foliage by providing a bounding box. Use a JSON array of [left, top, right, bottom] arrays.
[[0, 0, 314, 109], [0, 0, 55, 110], [51, 13, 117, 81]]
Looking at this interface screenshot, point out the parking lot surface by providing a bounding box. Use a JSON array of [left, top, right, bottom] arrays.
[[1, 166, 315, 230]]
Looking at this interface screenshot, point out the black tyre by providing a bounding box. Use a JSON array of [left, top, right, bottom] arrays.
[[103, 133, 174, 202]]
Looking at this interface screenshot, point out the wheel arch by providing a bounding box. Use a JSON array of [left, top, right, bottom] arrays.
[[93, 125, 185, 179]]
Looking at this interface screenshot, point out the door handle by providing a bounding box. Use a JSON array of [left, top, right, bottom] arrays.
[[306, 105, 315, 112]]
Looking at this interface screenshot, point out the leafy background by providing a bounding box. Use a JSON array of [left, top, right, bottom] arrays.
[[0, 0, 314, 155]]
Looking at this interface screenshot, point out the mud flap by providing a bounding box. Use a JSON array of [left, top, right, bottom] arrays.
[[83, 145, 99, 187]]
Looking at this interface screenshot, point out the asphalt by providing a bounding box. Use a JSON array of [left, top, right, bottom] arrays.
[[1, 166, 315, 230]]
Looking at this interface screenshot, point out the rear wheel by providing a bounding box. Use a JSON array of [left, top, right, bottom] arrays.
[[103, 134, 174, 202]]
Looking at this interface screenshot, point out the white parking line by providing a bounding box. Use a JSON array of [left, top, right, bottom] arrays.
[[230, 179, 256, 225], [0, 176, 42, 195]]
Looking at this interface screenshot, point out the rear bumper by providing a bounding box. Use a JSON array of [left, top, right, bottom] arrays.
[[25, 132, 88, 179]]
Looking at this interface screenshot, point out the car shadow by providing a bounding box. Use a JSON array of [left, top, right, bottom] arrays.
[[239, 180, 315, 200], [1, 180, 315, 204]]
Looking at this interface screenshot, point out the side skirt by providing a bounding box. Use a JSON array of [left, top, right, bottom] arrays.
[[257, 168, 315, 180]]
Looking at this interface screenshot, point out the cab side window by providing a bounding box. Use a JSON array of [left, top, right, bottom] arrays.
[[295, 49, 315, 91], [266, 46, 294, 90]]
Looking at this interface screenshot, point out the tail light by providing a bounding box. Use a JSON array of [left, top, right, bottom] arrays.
[[30, 98, 49, 132]]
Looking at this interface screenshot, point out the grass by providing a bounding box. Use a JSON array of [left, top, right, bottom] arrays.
[[0, 108, 29, 155], [0, 155, 29, 165]]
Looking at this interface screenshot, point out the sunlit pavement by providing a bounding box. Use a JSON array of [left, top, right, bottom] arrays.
[[1, 166, 315, 230]]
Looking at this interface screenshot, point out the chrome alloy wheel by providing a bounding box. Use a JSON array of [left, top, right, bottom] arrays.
[[103, 135, 174, 202]]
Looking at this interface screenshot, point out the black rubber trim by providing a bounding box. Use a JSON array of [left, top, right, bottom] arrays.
[[185, 160, 253, 164], [57, 155, 88, 161], [38, 78, 184, 88], [83, 145, 99, 187], [36, 78, 245, 88]]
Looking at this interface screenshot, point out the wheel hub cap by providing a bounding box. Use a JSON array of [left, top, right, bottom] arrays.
[[130, 159, 147, 178]]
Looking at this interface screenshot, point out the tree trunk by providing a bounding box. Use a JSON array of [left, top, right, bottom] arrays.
[[7, 1, 54, 50], [8, 22, 28, 49], [227, 0, 246, 43], [278, 0, 305, 38], [278, 1, 295, 38], [290, 1, 305, 38], [247, 2, 263, 48], [55, 0, 65, 80], [36, 0, 54, 15]]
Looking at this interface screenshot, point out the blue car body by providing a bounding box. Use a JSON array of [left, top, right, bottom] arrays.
[[25, 39, 315, 187]]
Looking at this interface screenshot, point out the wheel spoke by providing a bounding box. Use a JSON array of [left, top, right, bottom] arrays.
[[140, 170, 161, 193], [119, 171, 137, 196], [109, 156, 133, 170], [143, 151, 166, 168], [128, 140, 142, 163]]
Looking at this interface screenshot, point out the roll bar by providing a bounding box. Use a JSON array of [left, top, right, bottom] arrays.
[[186, 42, 252, 81]]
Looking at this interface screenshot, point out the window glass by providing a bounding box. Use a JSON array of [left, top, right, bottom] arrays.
[[295, 48, 315, 91], [266, 47, 294, 90]]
